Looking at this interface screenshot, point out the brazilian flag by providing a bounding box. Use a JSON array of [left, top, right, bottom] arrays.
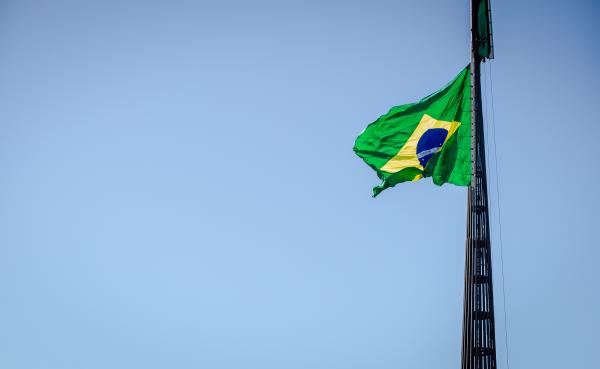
[[354, 66, 472, 197]]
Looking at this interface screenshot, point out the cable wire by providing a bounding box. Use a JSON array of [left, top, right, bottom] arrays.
[[487, 61, 511, 369]]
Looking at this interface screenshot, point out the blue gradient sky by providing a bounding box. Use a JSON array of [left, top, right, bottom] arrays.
[[0, 1, 598, 368]]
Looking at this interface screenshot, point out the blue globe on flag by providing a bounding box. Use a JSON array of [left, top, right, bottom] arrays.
[[416, 128, 449, 167]]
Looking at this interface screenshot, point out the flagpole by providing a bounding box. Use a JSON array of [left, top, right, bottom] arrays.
[[461, 1, 497, 368]]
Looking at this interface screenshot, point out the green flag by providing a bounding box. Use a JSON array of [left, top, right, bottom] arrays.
[[476, 0, 494, 59], [353, 66, 472, 197]]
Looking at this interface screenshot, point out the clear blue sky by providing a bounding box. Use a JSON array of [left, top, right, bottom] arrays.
[[0, 1, 598, 368]]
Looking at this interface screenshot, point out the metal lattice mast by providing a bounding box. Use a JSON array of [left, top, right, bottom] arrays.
[[461, 1, 497, 368]]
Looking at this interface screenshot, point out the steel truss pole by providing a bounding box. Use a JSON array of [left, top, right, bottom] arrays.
[[461, 1, 497, 368]]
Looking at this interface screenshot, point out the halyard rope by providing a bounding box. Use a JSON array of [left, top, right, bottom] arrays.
[[483, 61, 511, 369]]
